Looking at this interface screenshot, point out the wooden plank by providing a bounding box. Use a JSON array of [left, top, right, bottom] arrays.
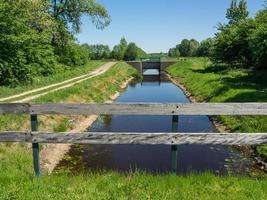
[[0, 103, 30, 114], [0, 131, 31, 142], [30, 103, 267, 116], [1, 103, 267, 115], [0, 131, 267, 145]]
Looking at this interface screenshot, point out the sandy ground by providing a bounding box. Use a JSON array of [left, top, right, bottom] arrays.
[[40, 77, 134, 174], [0, 62, 116, 103]]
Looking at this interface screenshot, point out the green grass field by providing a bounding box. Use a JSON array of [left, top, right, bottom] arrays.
[[0, 61, 104, 99], [1, 61, 267, 199], [167, 58, 267, 157]]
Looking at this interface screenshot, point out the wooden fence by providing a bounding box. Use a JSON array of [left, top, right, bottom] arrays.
[[1, 103, 267, 176]]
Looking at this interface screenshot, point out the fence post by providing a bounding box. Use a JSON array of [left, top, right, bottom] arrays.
[[31, 114, 40, 177], [171, 115, 179, 174]]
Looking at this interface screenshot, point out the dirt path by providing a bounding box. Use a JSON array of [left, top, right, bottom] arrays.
[[0, 62, 116, 103], [40, 77, 134, 174]]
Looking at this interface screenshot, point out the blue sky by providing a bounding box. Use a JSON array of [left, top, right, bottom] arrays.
[[77, 0, 265, 53]]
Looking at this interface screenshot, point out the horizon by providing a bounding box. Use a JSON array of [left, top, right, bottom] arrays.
[[77, 0, 265, 53]]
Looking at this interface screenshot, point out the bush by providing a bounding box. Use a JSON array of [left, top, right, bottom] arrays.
[[212, 20, 255, 67], [0, 0, 57, 86], [57, 42, 89, 67], [250, 9, 267, 68]]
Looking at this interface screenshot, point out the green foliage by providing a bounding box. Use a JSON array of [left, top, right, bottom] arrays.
[[50, 0, 110, 33], [212, 20, 255, 67], [168, 46, 180, 57], [196, 38, 214, 57], [0, 0, 111, 87], [211, 1, 267, 69], [50, 0, 110, 50], [88, 44, 111, 60], [169, 39, 199, 58], [111, 37, 128, 60], [56, 42, 89, 67], [226, 0, 249, 24], [250, 9, 267, 68], [167, 58, 267, 157], [124, 43, 147, 61], [0, 0, 57, 86]]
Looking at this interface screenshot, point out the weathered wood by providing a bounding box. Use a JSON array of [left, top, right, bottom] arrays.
[[0, 131, 31, 142], [30, 103, 267, 116], [0, 103, 30, 114], [1, 131, 267, 145], [1, 103, 267, 115]]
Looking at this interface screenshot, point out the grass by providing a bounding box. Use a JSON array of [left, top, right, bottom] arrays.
[[167, 58, 267, 157], [0, 60, 104, 99], [1, 61, 267, 199], [0, 168, 267, 200], [0, 62, 139, 132]]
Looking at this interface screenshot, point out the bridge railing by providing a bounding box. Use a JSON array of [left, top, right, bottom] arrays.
[[1, 103, 267, 176]]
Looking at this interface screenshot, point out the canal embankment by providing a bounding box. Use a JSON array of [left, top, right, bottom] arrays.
[[166, 57, 267, 171], [56, 68, 264, 176]]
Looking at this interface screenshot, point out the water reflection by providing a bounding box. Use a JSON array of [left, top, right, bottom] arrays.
[[57, 70, 255, 175]]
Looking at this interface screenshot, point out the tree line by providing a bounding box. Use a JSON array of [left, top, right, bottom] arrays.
[[82, 37, 147, 61], [0, 1, 146, 87], [169, 0, 267, 69]]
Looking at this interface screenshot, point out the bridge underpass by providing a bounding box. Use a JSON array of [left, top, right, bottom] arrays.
[[127, 61, 177, 74]]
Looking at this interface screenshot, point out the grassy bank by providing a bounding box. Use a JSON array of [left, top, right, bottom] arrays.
[[0, 170, 266, 200], [0, 61, 104, 99], [0, 62, 139, 132], [1, 62, 267, 199], [167, 58, 267, 157]]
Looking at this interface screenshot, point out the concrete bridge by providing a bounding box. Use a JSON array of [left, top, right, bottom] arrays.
[[127, 61, 177, 73]]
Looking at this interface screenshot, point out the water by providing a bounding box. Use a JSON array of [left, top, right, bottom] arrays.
[[57, 70, 255, 175]]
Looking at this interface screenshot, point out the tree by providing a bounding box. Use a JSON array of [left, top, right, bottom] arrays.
[[250, 8, 267, 68], [0, 0, 57, 86], [168, 46, 180, 57], [111, 37, 128, 60], [50, 0, 110, 33], [124, 43, 146, 61], [57, 42, 89, 66], [178, 39, 199, 57], [196, 38, 214, 57], [50, 0, 111, 58], [226, 0, 249, 24], [212, 19, 255, 67], [89, 44, 111, 60]]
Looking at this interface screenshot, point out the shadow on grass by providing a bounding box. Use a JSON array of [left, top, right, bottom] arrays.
[[191, 65, 267, 102]]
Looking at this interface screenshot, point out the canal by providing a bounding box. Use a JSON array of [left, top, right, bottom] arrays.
[[57, 70, 256, 175]]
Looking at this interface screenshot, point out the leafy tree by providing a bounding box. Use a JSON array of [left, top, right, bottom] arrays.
[[212, 19, 255, 67], [250, 8, 267, 68], [89, 44, 111, 60], [196, 38, 214, 57], [226, 0, 249, 24], [111, 37, 128, 60], [50, 0, 111, 61], [168, 46, 180, 57], [178, 39, 199, 57], [124, 43, 147, 61], [57, 42, 89, 66], [50, 0, 110, 33], [0, 0, 57, 86]]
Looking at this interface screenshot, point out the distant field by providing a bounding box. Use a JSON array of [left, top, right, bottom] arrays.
[[167, 58, 267, 157]]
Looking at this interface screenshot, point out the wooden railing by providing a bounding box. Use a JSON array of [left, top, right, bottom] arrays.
[[1, 103, 267, 176]]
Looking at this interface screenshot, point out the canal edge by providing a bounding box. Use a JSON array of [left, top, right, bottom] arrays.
[[40, 77, 134, 174], [166, 72, 267, 172]]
